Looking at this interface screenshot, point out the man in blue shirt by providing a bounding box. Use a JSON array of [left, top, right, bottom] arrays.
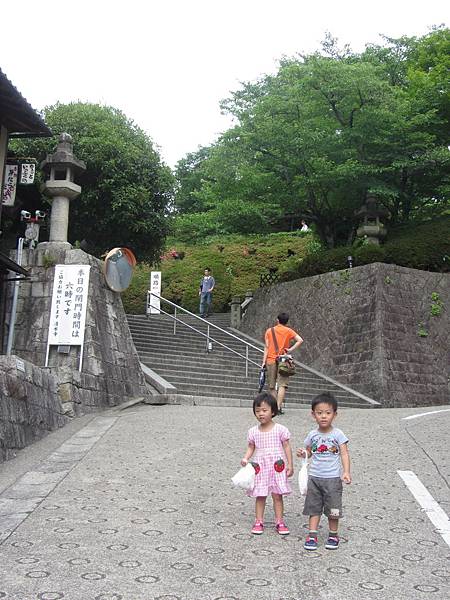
[[199, 268, 215, 317]]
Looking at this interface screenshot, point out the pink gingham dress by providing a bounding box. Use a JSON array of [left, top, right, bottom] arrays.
[[246, 423, 292, 497]]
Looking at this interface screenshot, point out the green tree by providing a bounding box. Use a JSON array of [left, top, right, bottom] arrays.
[[173, 131, 278, 238], [174, 146, 212, 214], [362, 27, 450, 221], [175, 30, 449, 247], [11, 102, 174, 260], [363, 27, 450, 140], [220, 55, 412, 245]]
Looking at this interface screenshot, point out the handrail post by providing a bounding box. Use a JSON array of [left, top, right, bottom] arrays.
[[206, 324, 210, 352], [245, 345, 249, 377], [174, 306, 177, 335]]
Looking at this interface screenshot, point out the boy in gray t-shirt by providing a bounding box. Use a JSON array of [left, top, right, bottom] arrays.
[[297, 392, 351, 550]]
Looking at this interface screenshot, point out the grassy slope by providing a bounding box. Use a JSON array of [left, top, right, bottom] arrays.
[[122, 232, 314, 314], [122, 216, 450, 315]]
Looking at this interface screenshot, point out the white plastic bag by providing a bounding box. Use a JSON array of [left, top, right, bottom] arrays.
[[231, 462, 255, 490], [298, 453, 309, 496]]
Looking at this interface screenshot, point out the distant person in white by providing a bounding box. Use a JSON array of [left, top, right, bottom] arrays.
[[300, 220, 310, 232]]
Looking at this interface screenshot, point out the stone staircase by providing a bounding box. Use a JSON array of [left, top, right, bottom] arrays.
[[126, 313, 379, 408]]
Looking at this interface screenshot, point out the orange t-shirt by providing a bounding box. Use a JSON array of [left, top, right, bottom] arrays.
[[264, 324, 299, 364]]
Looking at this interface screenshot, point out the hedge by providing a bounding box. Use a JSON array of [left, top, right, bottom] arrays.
[[282, 216, 450, 280]]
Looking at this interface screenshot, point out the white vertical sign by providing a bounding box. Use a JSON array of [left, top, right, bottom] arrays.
[[20, 162, 36, 184], [46, 265, 91, 368], [2, 164, 18, 206], [147, 271, 161, 314]]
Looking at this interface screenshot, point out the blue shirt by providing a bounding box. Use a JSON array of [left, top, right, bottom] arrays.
[[304, 427, 349, 478]]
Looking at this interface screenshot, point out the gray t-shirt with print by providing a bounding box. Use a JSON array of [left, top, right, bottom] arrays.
[[200, 276, 215, 293], [304, 427, 349, 478]]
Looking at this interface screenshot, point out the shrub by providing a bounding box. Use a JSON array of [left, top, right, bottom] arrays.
[[122, 217, 450, 313], [283, 216, 450, 280], [383, 235, 450, 272], [291, 247, 351, 279], [354, 244, 387, 265], [122, 232, 312, 313]]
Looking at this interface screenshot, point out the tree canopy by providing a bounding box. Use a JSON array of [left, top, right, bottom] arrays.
[[10, 103, 174, 260], [174, 28, 450, 247]]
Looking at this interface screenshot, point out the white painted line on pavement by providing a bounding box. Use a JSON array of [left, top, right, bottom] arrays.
[[402, 409, 450, 421], [398, 470, 450, 548]]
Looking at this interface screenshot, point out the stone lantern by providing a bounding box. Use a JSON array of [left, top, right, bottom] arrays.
[[356, 194, 389, 245], [39, 133, 86, 249]]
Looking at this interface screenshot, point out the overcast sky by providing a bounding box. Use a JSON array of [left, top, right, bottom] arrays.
[[1, 1, 447, 167]]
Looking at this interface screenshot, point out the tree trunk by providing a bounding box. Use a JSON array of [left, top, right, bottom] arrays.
[[347, 226, 356, 246], [315, 220, 335, 249]]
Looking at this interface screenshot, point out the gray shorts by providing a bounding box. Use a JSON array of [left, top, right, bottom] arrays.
[[302, 476, 343, 519]]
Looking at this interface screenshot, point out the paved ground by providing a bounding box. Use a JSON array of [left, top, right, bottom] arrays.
[[1, 403, 450, 600]]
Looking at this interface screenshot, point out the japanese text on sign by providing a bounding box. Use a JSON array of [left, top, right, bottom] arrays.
[[48, 265, 91, 345], [2, 164, 18, 206], [147, 271, 161, 314], [20, 163, 36, 185]]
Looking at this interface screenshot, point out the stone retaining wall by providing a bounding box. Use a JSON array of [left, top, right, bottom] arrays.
[[0, 356, 65, 462], [240, 263, 449, 407], [0, 248, 150, 462]]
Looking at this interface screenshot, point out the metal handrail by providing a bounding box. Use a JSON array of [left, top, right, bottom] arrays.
[[145, 292, 380, 406], [146, 291, 262, 377], [230, 327, 381, 406]]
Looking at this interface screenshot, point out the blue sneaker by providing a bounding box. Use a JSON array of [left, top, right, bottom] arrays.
[[325, 535, 339, 550], [304, 535, 318, 551]]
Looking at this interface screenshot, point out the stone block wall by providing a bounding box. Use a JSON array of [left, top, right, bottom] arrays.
[[0, 247, 151, 461], [240, 263, 449, 407], [8, 247, 149, 410], [0, 356, 67, 462]]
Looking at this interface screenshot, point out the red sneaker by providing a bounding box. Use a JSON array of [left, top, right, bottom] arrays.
[[275, 521, 290, 535], [251, 520, 264, 535]]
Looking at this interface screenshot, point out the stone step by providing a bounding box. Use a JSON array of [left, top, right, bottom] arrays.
[[129, 326, 234, 338], [137, 349, 366, 398], [130, 336, 253, 353], [173, 394, 314, 409], [154, 372, 362, 400], [132, 332, 255, 345], [167, 394, 372, 409], [138, 352, 261, 370], [138, 357, 259, 374], [132, 325, 233, 334], [169, 382, 369, 407], [129, 321, 255, 336], [133, 345, 261, 364], [140, 358, 366, 401], [141, 358, 351, 388], [132, 338, 262, 356], [129, 327, 249, 343], [128, 314, 232, 328], [126, 313, 376, 408], [128, 312, 231, 319]]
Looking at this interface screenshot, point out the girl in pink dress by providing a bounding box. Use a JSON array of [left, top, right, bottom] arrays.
[[240, 392, 293, 535]]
